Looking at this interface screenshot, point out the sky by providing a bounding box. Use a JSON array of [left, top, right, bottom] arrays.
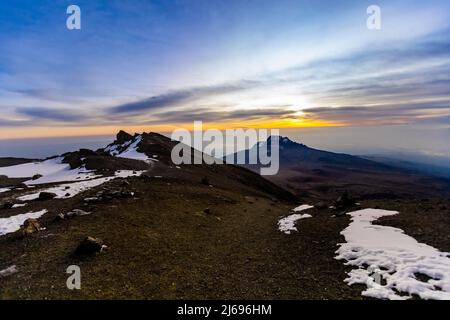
[[1, 0, 450, 158]]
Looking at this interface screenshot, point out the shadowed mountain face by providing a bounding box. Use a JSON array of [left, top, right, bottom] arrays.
[[234, 136, 450, 200]]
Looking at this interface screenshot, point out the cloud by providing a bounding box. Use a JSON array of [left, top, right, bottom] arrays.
[[301, 102, 450, 126], [152, 107, 295, 123], [0, 118, 30, 127], [110, 81, 258, 114], [16, 107, 88, 122]]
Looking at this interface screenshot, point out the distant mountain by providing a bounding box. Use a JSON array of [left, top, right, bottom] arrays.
[[233, 136, 450, 200]]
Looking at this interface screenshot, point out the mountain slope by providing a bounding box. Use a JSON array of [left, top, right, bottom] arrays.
[[234, 136, 450, 200]]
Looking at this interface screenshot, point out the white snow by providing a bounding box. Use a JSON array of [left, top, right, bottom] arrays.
[[12, 204, 27, 208], [107, 135, 155, 163], [0, 188, 11, 194], [17, 170, 144, 201], [0, 209, 47, 236], [278, 204, 313, 234], [104, 140, 132, 155], [0, 157, 99, 185], [0, 265, 18, 277], [336, 208, 450, 300], [293, 204, 314, 212]]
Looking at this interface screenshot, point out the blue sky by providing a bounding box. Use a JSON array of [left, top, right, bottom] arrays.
[[1, 0, 450, 154]]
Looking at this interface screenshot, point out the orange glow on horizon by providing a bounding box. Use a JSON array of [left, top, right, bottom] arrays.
[[0, 118, 342, 140]]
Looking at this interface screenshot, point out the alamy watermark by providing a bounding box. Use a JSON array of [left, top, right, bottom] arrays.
[[66, 265, 81, 290], [171, 121, 280, 176], [367, 5, 381, 30], [66, 5, 81, 30]]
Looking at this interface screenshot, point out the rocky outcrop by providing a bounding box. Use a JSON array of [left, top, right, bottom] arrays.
[[116, 130, 133, 145]]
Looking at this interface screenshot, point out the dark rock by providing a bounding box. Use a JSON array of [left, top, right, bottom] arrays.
[[116, 130, 133, 144], [75, 236, 105, 255], [2, 202, 14, 209], [53, 213, 65, 221], [65, 193, 71, 197], [21, 218, 43, 235], [335, 192, 356, 209], [31, 174, 43, 180], [121, 180, 131, 186], [38, 192, 57, 201], [203, 208, 211, 214], [335, 212, 346, 218]]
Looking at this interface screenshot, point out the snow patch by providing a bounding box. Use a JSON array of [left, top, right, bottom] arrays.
[[278, 204, 313, 234], [0, 157, 99, 185], [0, 188, 11, 194], [293, 204, 314, 212], [0, 265, 18, 277], [0, 209, 47, 236], [12, 204, 27, 208], [17, 170, 144, 201], [107, 135, 155, 163], [336, 208, 450, 300]]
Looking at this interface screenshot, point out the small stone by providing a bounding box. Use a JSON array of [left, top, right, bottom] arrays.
[[31, 174, 43, 180], [38, 192, 57, 201], [75, 236, 104, 255], [203, 208, 211, 214]]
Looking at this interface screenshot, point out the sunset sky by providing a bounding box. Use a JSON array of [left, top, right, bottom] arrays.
[[1, 0, 450, 141]]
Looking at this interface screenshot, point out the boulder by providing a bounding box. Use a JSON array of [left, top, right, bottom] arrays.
[[21, 218, 43, 235], [75, 236, 105, 255], [38, 192, 57, 201]]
